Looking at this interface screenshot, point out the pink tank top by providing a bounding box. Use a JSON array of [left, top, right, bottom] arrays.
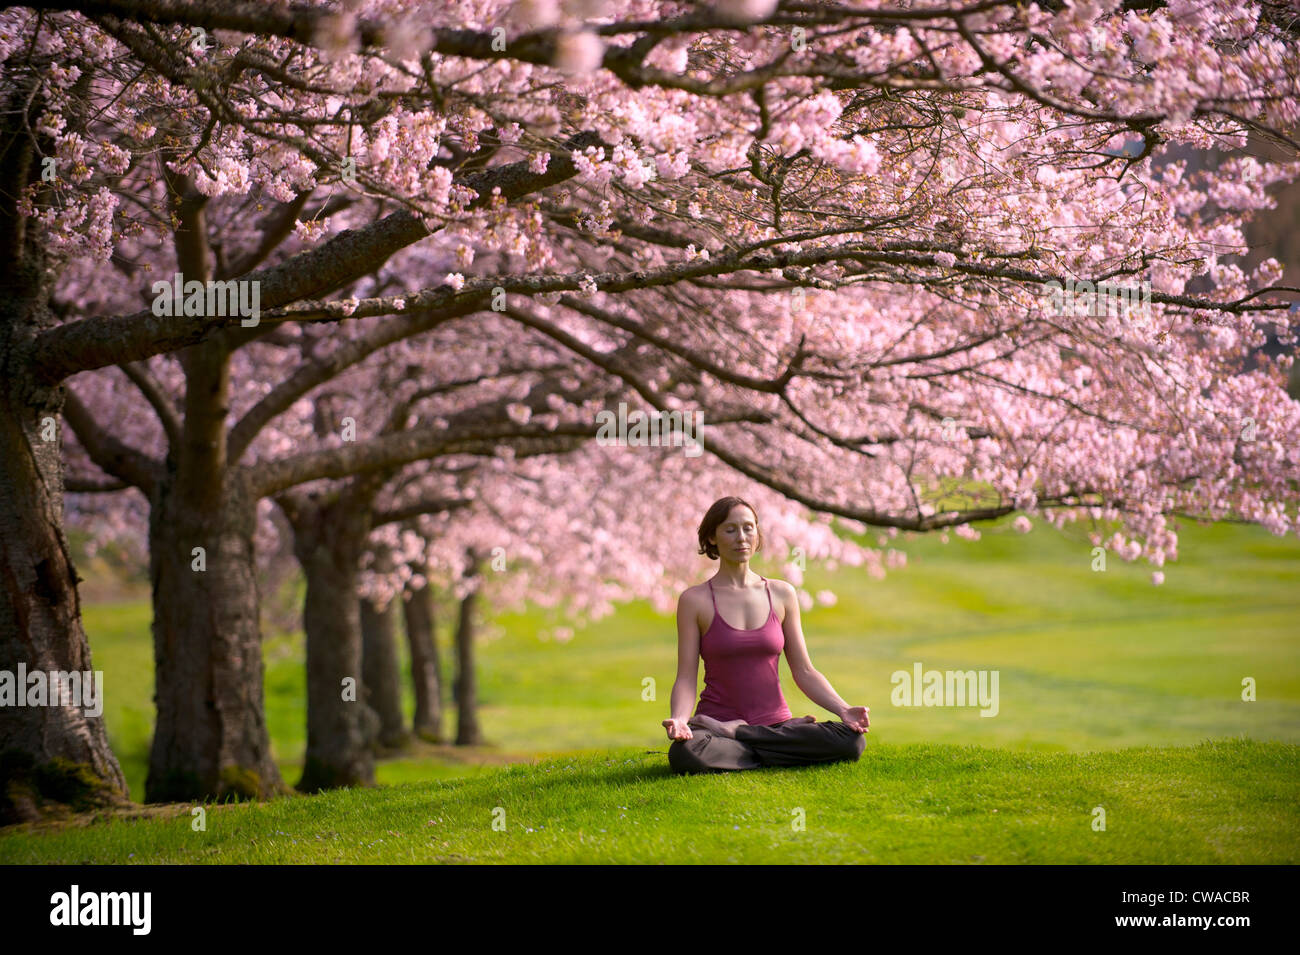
[[694, 576, 792, 726]]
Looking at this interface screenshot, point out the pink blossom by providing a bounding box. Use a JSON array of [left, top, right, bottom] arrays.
[[313, 11, 358, 60], [554, 30, 604, 75], [383, 13, 432, 64], [512, 0, 561, 29], [655, 150, 690, 181], [813, 133, 882, 176], [293, 219, 328, 242], [574, 146, 612, 185], [651, 38, 691, 74], [716, 0, 780, 21]]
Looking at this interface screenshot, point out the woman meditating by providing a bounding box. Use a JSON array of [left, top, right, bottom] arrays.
[[664, 496, 869, 774]]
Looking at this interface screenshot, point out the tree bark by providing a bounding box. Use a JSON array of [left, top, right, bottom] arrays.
[[0, 257, 131, 823], [145, 471, 289, 802], [454, 558, 482, 746], [138, 161, 290, 805], [359, 550, 410, 751], [280, 485, 383, 791], [402, 568, 443, 741], [0, 77, 130, 822]]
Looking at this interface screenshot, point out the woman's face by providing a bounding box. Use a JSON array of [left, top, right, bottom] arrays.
[[712, 506, 758, 561]]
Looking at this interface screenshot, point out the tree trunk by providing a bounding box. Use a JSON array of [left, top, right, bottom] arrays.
[[402, 570, 443, 741], [145, 473, 289, 802], [282, 489, 382, 792], [0, 70, 130, 819], [360, 562, 410, 751], [0, 243, 131, 822], [454, 561, 482, 746]]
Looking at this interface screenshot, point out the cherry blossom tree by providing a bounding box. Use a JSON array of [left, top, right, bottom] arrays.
[[4, 0, 1299, 819], [351, 425, 888, 753], [269, 346, 605, 790]]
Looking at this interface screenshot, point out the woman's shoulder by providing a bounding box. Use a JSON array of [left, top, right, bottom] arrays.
[[676, 581, 711, 610], [763, 575, 792, 596]]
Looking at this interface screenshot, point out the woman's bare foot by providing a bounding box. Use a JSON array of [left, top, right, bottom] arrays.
[[688, 714, 748, 739], [791, 715, 817, 724]]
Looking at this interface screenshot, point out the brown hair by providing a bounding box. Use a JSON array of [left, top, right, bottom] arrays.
[[697, 496, 763, 561]]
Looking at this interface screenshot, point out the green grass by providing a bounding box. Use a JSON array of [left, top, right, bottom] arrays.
[[1, 739, 1294, 863], [72, 515, 1300, 778], [4, 513, 1297, 862]]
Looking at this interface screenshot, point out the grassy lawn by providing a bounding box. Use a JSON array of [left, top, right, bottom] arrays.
[[2, 513, 1296, 862], [1, 740, 1294, 863]]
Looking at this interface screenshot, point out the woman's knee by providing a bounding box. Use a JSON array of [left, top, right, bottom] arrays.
[[668, 740, 699, 775], [833, 724, 865, 760], [846, 729, 865, 760]]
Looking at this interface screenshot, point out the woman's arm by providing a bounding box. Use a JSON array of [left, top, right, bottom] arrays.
[[775, 580, 861, 722], [665, 589, 702, 739]]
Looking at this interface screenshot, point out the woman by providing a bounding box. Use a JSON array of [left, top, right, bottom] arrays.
[[664, 496, 870, 774]]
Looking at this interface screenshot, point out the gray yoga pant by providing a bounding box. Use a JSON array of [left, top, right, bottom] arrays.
[[668, 717, 865, 774]]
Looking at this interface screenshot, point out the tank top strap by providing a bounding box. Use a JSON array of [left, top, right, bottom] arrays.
[[706, 578, 717, 610], [762, 576, 773, 614]]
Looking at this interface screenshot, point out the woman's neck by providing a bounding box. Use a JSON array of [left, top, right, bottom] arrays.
[[714, 560, 759, 588]]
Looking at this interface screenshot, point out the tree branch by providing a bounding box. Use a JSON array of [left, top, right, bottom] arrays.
[[31, 130, 607, 383], [117, 360, 183, 449], [62, 388, 161, 494], [65, 474, 131, 493], [246, 420, 595, 499], [372, 495, 473, 529]]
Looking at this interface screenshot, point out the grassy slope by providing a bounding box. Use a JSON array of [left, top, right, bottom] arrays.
[[2, 514, 1296, 862], [1, 740, 1294, 863]]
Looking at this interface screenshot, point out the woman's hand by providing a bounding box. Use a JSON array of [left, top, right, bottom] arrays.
[[839, 705, 870, 733], [663, 717, 694, 741]]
